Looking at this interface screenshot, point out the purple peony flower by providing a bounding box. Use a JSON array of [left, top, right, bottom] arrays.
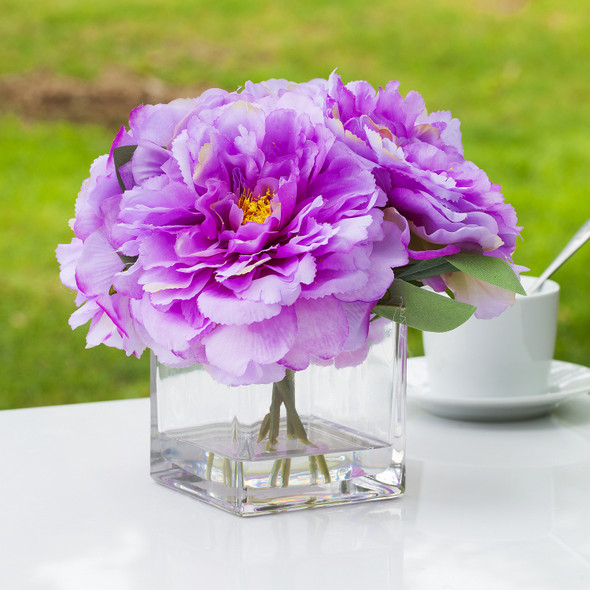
[[57, 87, 408, 384], [57, 74, 523, 382], [322, 74, 521, 316], [324, 73, 519, 257]]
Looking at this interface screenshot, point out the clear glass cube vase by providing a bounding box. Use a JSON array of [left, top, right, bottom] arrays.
[[150, 322, 407, 517]]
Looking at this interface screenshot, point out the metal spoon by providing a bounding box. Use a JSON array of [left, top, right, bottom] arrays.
[[528, 218, 590, 294]]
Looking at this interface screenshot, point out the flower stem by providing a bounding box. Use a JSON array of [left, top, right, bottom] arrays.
[[257, 369, 331, 486], [273, 369, 314, 447], [309, 455, 318, 484], [270, 459, 282, 487], [316, 454, 331, 483], [281, 458, 292, 487], [267, 387, 282, 451], [223, 458, 232, 486], [206, 452, 214, 479]]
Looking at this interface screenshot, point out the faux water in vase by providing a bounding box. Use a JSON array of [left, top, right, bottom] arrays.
[[150, 322, 407, 516]]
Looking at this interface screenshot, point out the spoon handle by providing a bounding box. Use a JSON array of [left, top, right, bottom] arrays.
[[528, 218, 590, 294]]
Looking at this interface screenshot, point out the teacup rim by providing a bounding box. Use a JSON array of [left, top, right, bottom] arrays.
[[518, 275, 560, 298]]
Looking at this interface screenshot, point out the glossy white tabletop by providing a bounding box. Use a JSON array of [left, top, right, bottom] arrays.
[[1, 395, 589, 589]]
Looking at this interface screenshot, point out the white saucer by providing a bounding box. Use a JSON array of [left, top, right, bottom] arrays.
[[407, 357, 590, 421]]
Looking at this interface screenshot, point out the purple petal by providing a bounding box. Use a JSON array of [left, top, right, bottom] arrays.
[[421, 110, 463, 154], [69, 300, 100, 330], [75, 230, 124, 296], [130, 298, 198, 352], [324, 215, 373, 252], [202, 307, 297, 376], [73, 155, 121, 240], [112, 264, 144, 299], [261, 108, 300, 160], [86, 312, 123, 348], [408, 244, 461, 260], [236, 254, 316, 305], [131, 140, 172, 185], [333, 345, 369, 369], [301, 267, 368, 299], [56, 239, 83, 290], [338, 301, 373, 351], [139, 265, 196, 293], [128, 98, 198, 147], [206, 361, 286, 386], [197, 284, 282, 325], [148, 270, 211, 306], [281, 296, 349, 370], [215, 254, 272, 281], [120, 179, 198, 228]]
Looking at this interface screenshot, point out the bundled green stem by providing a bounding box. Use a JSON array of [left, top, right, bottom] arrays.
[[204, 370, 331, 487], [257, 369, 331, 485], [258, 369, 312, 449]]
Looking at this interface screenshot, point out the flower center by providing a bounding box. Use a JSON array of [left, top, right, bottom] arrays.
[[238, 188, 274, 225]]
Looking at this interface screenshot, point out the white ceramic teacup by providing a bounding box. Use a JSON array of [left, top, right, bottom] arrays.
[[423, 276, 560, 399]]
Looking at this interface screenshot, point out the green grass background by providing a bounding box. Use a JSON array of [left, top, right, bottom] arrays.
[[1, 0, 590, 408]]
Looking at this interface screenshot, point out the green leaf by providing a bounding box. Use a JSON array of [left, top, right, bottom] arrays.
[[444, 253, 526, 295], [112, 145, 138, 192], [396, 258, 458, 282], [373, 279, 476, 332], [117, 252, 138, 270]]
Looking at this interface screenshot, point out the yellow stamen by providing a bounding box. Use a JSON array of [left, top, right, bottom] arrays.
[[238, 188, 274, 225]]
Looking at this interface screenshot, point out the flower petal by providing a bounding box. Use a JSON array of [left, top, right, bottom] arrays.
[[197, 284, 282, 325], [281, 296, 349, 370], [444, 272, 516, 319], [56, 239, 83, 291], [75, 230, 124, 296], [206, 361, 286, 386], [202, 307, 297, 376]]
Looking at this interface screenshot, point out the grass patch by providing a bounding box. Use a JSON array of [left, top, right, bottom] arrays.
[[0, 116, 149, 409], [2, 0, 590, 407]]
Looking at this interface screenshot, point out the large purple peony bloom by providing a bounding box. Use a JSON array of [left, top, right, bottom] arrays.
[[237, 74, 522, 317], [57, 74, 523, 381], [321, 73, 521, 317], [57, 87, 408, 384], [323, 74, 519, 257]]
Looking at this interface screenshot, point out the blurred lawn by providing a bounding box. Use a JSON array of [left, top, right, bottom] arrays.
[[1, 0, 590, 408]]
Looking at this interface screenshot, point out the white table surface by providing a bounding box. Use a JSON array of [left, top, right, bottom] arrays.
[[1, 395, 589, 590]]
